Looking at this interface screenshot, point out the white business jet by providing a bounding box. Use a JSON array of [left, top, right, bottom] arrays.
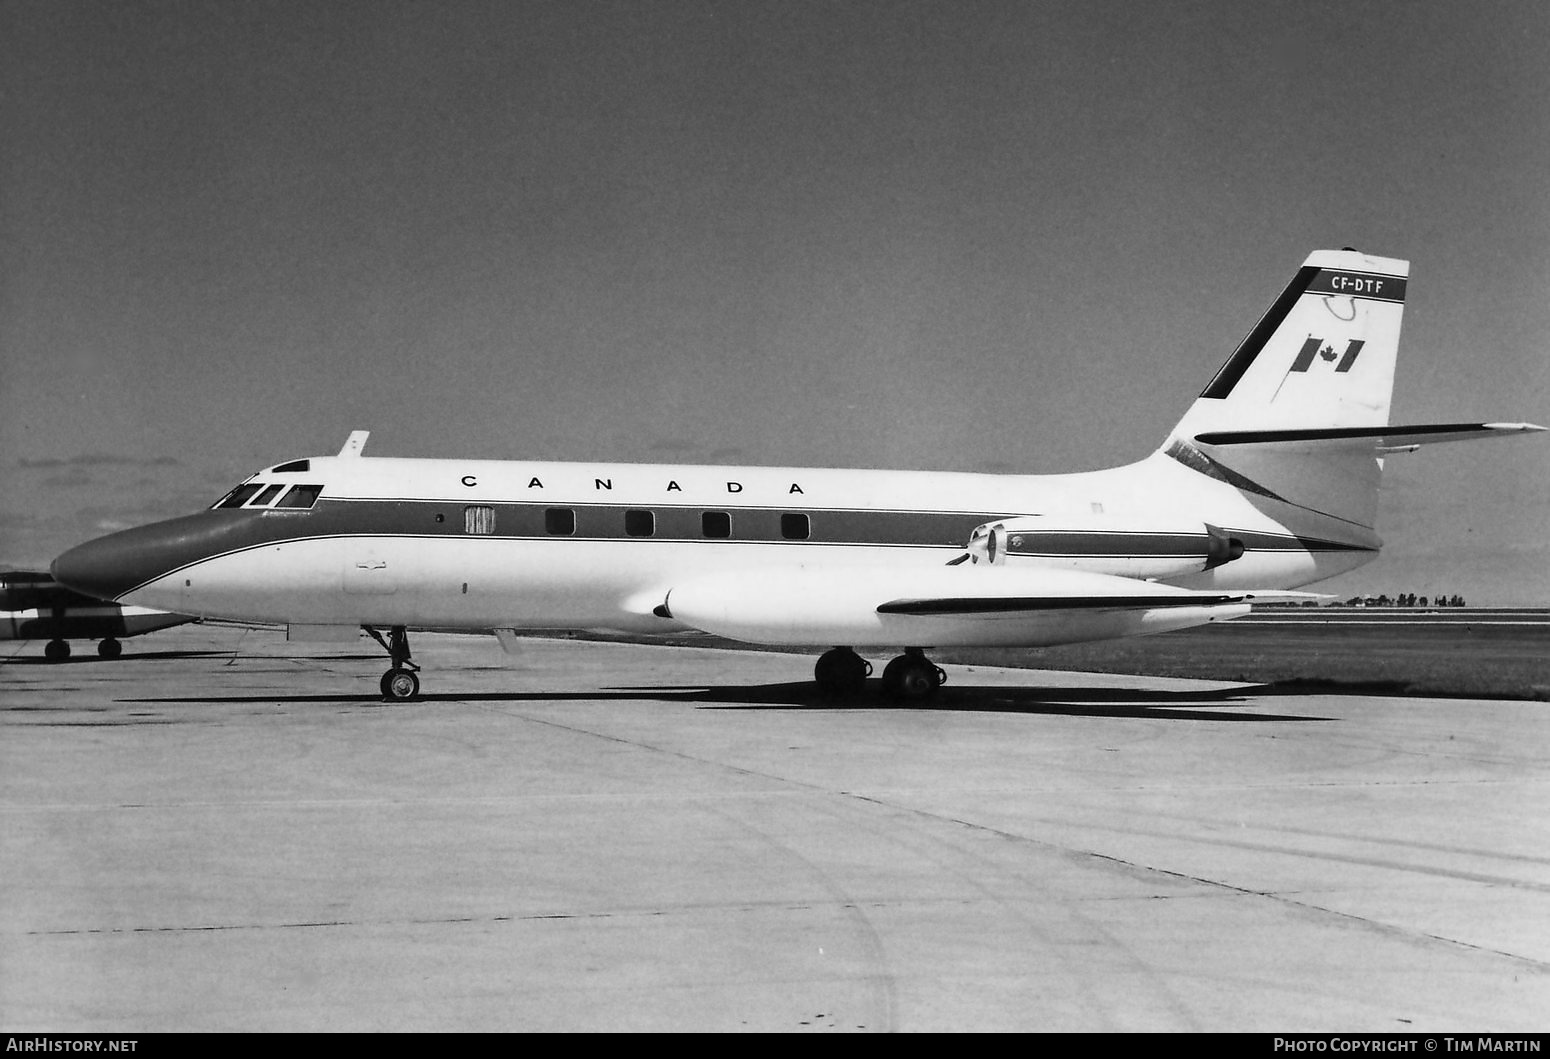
[[51, 250, 1543, 700]]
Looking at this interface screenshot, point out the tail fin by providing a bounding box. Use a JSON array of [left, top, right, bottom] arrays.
[[1172, 248, 1409, 440], [1160, 249, 1407, 531], [1159, 250, 1543, 533]]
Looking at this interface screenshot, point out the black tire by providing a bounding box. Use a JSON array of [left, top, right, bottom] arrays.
[[881, 655, 940, 702], [45, 639, 70, 662], [814, 648, 870, 697], [97, 638, 122, 659], [381, 668, 420, 701]]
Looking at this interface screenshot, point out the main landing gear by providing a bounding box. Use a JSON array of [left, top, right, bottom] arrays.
[[42, 637, 123, 661], [366, 625, 421, 701], [813, 646, 946, 702], [880, 648, 947, 702], [814, 647, 871, 697]]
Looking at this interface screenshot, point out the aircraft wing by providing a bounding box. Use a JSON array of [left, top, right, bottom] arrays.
[[876, 593, 1248, 615], [657, 566, 1277, 648]]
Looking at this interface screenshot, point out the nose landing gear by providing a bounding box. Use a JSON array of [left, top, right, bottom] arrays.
[[365, 625, 421, 701]]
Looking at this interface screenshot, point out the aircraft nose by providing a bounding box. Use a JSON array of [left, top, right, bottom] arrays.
[[51, 512, 240, 602], [52, 532, 160, 602]]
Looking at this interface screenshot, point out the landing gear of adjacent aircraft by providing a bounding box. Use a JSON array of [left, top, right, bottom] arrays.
[[814, 647, 871, 697], [97, 638, 122, 659], [881, 648, 946, 702], [44, 638, 70, 662], [366, 625, 421, 701]]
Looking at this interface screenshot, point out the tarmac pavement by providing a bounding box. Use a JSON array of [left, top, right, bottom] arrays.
[[3, 625, 1547, 1031]]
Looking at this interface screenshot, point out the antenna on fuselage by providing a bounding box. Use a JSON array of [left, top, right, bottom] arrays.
[[338, 430, 370, 458]]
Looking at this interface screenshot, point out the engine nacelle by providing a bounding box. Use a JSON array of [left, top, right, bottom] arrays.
[[965, 515, 1245, 578]]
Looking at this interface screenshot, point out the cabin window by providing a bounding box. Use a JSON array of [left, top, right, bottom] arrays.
[[250, 484, 285, 506], [624, 509, 655, 537], [545, 508, 575, 535], [275, 484, 324, 509], [781, 513, 810, 540], [464, 505, 497, 534], [271, 459, 310, 473], [702, 511, 731, 538], [214, 484, 264, 509]]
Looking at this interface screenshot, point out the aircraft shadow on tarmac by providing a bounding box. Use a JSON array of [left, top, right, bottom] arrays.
[[119, 680, 1334, 722], [6, 651, 394, 667], [641, 681, 1332, 721], [3, 650, 240, 665]]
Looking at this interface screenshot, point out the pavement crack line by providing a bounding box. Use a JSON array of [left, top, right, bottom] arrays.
[[24, 898, 980, 938]]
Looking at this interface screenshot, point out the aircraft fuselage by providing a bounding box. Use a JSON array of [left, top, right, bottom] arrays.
[[54, 452, 1376, 644]]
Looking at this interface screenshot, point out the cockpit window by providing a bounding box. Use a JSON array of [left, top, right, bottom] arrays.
[[274, 484, 324, 509], [214, 484, 264, 509], [271, 459, 310, 473], [250, 484, 285, 506]]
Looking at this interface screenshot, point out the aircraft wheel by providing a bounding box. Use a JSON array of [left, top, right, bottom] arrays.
[[814, 648, 871, 697], [381, 667, 420, 701], [98, 638, 122, 659], [45, 639, 71, 662], [881, 654, 942, 702]]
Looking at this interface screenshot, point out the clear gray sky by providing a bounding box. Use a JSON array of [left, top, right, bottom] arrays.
[[3, 0, 1547, 603]]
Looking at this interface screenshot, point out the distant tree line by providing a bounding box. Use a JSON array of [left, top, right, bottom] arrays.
[[1265, 593, 1471, 608], [1337, 593, 1467, 608]]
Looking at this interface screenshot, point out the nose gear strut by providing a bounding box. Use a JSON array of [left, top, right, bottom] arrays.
[[365, 625, 421, 700]]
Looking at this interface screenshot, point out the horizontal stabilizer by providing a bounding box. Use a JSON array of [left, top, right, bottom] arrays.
[[1194, 421, 1545, 452]]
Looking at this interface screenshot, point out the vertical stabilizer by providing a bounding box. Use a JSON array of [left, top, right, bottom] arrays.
[[1161, 250, 1409, 530]]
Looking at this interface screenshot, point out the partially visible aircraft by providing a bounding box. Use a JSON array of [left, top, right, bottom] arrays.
[[51, 250, 1543, 700], [1, 570, 194, 660]]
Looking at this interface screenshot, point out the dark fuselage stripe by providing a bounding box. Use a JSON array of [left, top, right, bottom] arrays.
[[97, 498, 1376, 601], [281, 499, 1369, 553], [1005, 528, 1371, 556], [144, 502, 1370, 586], [317, 498, 1010, 548]]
